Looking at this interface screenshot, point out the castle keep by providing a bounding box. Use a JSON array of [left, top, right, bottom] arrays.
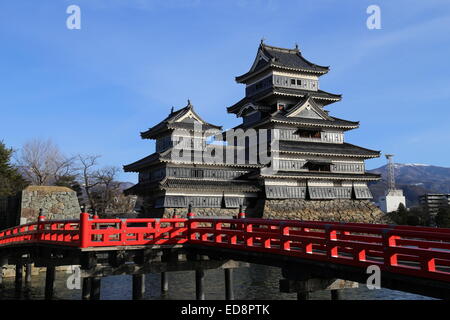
[[124, 42, 388, 222]]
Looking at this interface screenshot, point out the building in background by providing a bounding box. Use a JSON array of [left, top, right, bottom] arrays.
[[419, 194, 450, 215]]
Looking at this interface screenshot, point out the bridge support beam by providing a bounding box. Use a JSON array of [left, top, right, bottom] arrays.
[[82, 278, 91, 300], [132, 274, 145, 300], [224, 269, 234, 300], [90, 277, 101, 300], [161, 272, 168, 294], [195, 270, 205, 300], [45, 266, 55, 300]]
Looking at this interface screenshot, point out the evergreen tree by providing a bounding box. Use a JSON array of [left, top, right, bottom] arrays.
[[390, 203, 408, 225], [409, 207, 431, 226], [435, 207, 450, 228], [0, 141, 28, 197]]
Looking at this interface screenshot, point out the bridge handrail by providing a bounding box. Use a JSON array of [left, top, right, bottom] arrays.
[[188, 217, 450, 282]]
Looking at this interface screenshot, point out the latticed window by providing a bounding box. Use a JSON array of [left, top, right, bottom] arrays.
[[191, 169, 204, 178]]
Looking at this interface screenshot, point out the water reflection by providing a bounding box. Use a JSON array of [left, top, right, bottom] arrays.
[[0, 264, 434, 300]]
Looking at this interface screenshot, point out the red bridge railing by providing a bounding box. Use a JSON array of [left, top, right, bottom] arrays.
[[0, 213, 449, 283], [188, 217, 450, 282]]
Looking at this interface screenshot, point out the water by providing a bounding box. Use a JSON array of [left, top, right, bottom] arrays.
[[0, 264, 434, 300]]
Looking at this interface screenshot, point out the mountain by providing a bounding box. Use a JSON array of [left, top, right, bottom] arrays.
[[368, 164, 450, 206], [118, 182, 135, 192]]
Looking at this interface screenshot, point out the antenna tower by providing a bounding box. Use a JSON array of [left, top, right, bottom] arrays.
[[385, 154, 396, 191]]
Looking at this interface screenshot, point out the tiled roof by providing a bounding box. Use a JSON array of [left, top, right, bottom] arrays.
[[140, 102, 221, 139], [227, 87, 341, 114], [123, 153, 161, 172], [161, 178, 260, 192], [236, 43, 329, 82], [125, 178, 261, 195], [277, 140, 380, 158], [258, 170, 381, 181]]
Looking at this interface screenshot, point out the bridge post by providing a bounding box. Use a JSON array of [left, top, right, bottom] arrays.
[[224, 268, 234, 300], [238, 205, 245, 219], [132, 274, 145, 300], [15, 262, 23, 286], [331, 289, 341, 300], [195, 269, 205, 300], [82, 278, 91, 300], [25, 263, 32, 284], [0, 257, 7, 285], [90, 277, 101, 300], [161, 272, 169, 294], [45, 266, 55, 300]]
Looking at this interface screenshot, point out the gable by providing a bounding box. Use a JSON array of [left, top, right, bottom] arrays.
[[286, 97, 331, 120], [176, 109, 205, 124], [237, 103, 257, 117], [249, 48, 270, 73]]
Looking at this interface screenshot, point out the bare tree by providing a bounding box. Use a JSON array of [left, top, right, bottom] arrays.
[[15, 139, 75, 185], [77, 154, 101, 212], [93, 166, 121, 214]]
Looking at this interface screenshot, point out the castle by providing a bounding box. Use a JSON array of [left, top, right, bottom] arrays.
[[124, 42, 389, 223]]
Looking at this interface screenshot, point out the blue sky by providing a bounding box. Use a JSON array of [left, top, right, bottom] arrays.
[[1, 0, 450, 182]]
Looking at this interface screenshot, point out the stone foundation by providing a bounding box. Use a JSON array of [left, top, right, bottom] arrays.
[[1, 264, 73, 278], [142, 207, 251, 219], [20, 186, 81, 223], [140, 198, 391, 224], [263, 199, 392, 224]]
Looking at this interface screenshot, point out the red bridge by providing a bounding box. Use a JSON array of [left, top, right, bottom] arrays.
[[1, 212, 449, 300]]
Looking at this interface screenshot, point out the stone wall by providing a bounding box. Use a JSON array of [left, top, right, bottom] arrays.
[[143, 207, 245, 219], [263, 199, 392, 224], [140, 197, 391, 223], [20, 186, 81, 223]]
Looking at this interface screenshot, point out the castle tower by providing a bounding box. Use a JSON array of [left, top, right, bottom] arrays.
[[123, 101, 261, 217], [227, 42, 381, 203]]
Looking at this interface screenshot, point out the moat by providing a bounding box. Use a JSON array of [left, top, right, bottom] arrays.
[[0, 265, 433, 300]]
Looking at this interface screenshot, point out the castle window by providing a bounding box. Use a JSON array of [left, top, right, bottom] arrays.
[[304, 161, 331, 172], [191, 169, 204, 178], [296, 79, 302, 86], [295, 129, 321, 139], [290, 79, 296, 85]]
